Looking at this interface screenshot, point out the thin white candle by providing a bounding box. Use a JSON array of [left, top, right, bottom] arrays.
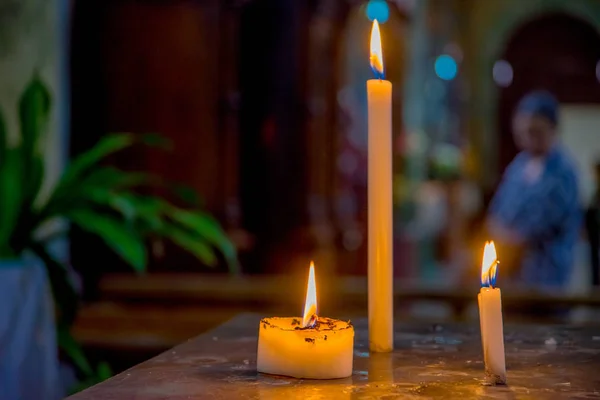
[[367, 19, 393, 353], [477, 241, 506, 384]]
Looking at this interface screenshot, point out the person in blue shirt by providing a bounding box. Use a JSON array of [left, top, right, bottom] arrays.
[[487, 91, 581, 291]]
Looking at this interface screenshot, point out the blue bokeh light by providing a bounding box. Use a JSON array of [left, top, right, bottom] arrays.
[[434, 55, 458, 81], [366, 0, 389, 24]]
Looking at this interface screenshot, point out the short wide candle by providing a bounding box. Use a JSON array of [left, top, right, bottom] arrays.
[[257, 262, 355, 379], [257, 317, 354, 379]]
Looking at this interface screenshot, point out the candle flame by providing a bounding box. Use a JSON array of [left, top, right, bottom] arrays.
[[481, 241, 499, 288], [370, 19, 384, 79], [302, 261, 318, 328]]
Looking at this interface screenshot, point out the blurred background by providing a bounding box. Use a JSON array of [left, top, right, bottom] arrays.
[[3, 0, 600, 396]]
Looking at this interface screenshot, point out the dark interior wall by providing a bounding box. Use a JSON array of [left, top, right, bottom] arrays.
[[70, 0, 312, 282], [71, 0, 224, 208], [239, 0, 309, 273], [70, 0, 107, 160], [70, 0, 229, 293], [70, 0, 114, 296]]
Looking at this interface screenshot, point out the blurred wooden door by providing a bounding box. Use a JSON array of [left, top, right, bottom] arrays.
[[70, 0, 241, 295], [238, 0, 309, 274]]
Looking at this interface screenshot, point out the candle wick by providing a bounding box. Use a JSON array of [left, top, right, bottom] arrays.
[[305, 314, 319, 329], [484, 260, 499, 289]]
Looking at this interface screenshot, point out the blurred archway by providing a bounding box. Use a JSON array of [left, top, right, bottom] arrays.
[[496, 12, 600, 172]]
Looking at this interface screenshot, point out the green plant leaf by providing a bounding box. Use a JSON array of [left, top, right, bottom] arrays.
[[29, 241, 78, 325], [22, 153, 44, 207], [0, 110, 14, 257], [168, 209, 236, 261], [42, 168, 152, 220], [0, 149, 23, 252], [59, 133, 135, 189], [8, 154, 45, 254], [68, 360, 113, 395], [18, 74, 51, 160], [170, 184, 203, 207], [0, 107, 6, 168], [67, 209, 147, 272], [160, 224, 217, 266], [115, 195, 167, 230], [1, 76, 52, 252], [57, 323, 94, 378], [140, 133, 172, 150], [75, 191, 166, 231], [83, 167, 152, 189], [109, 194, 137, 222], [96, 362, 113, 380]]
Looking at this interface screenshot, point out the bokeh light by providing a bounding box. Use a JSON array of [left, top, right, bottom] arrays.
[[434, 55, 458, 81], [493, 60, 513, 87], [366, 0, 390, 24]]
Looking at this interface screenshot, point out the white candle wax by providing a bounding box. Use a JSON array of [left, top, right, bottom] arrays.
[[478, 241, 506, 384], [478, 288, 506, 384], [367, 19, 393, 353], [257, 317, 354, 379], [478, 292, 487, 363]]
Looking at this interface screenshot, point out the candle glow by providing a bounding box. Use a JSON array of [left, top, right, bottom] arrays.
[[370, 19, 384, 79]]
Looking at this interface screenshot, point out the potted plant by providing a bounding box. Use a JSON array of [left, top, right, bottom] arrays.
[[0, 75, 237, 399]]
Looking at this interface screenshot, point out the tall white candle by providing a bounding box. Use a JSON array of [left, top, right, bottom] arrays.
[[477, 241, 506, 384], [367, 19, 393, 353]]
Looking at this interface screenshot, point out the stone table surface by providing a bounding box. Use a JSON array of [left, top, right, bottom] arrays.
[[68, 314, 600, 399]]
